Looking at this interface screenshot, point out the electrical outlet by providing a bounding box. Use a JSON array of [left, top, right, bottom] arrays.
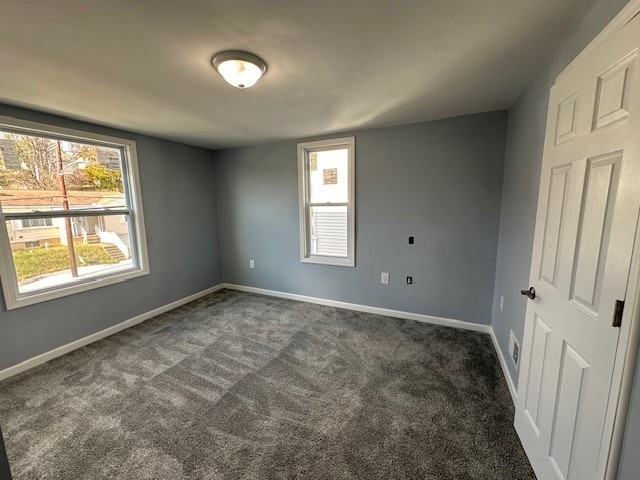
[[381, 272, 389, 285], [406, 276, 413, 285], [249, 259, 255, 269], [408, 236, 414, 245], [500, 295, 504, 312], [509, 330, 520, 368]]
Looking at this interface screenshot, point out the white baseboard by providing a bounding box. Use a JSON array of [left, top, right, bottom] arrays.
[[0, 284, 225, 382], [490, 327, 517, 403], [223, 284, 519, 402], [223, 283, 491, 333]]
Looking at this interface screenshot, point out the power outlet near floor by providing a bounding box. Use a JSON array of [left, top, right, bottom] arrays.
[[500, 295, 504, 312], [508, 330, 520, 368], [381, 272, 389, 285], [249, 259, 255, 269]]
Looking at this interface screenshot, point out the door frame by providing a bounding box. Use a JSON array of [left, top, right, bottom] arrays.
[[540, 2, 640, 478], [606, 215, 640, 479]]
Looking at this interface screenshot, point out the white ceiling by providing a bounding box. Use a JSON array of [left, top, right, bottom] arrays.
[[0, 0, 590, 149]]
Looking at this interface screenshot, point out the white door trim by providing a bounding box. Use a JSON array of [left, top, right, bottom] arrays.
[[557, 0, 640, 82], [605, 211, 640, 479]]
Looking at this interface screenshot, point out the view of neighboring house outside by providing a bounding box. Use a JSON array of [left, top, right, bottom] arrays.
[[8, 217, 59, 250], [3, 190, 129, 257]]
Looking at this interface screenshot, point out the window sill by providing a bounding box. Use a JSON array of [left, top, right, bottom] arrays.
[[3, 266, 150, 310], [301, 255, 355, 267]]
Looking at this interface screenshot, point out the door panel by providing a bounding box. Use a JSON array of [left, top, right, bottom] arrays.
[[570, 153, 622, 314], [540, 166, 571, 288], [524, 315, 552, 431], [548, 342, 590, 480], [593, 53, 635, 130], [556, 93, 580, 145]]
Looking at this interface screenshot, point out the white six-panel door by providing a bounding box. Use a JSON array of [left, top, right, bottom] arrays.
[[514, 13, 640, 480]]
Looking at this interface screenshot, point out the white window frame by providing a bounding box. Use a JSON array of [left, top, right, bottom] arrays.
[[16, 218, 54, 229], [0, 116, 150, 310], [297, 137, 355, 267]]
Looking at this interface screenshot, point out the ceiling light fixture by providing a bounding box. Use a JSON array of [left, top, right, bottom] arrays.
[[211, 50, 268, 89]]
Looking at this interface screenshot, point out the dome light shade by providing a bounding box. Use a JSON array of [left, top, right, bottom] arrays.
[[211, 51, 267, 89]]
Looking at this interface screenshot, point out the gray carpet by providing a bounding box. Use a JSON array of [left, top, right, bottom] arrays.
[[0, 289, 535, 479]]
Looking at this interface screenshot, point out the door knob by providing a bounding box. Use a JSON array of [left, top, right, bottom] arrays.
[[520, 287, 536, 300]]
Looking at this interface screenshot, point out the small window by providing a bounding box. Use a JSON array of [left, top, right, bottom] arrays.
[[297, 137, 355, 266], [0, 116, 149, 309], [19, 218, 53, 228]]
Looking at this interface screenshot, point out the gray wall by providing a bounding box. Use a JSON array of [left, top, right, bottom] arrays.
[[488, 0, 639, 477], [0, 104, 223, 371], [215, 111, 507, 326]]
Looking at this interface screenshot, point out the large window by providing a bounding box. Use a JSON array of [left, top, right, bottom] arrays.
[[297, 137, 355, 266], [0, 116, 149, 309]]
